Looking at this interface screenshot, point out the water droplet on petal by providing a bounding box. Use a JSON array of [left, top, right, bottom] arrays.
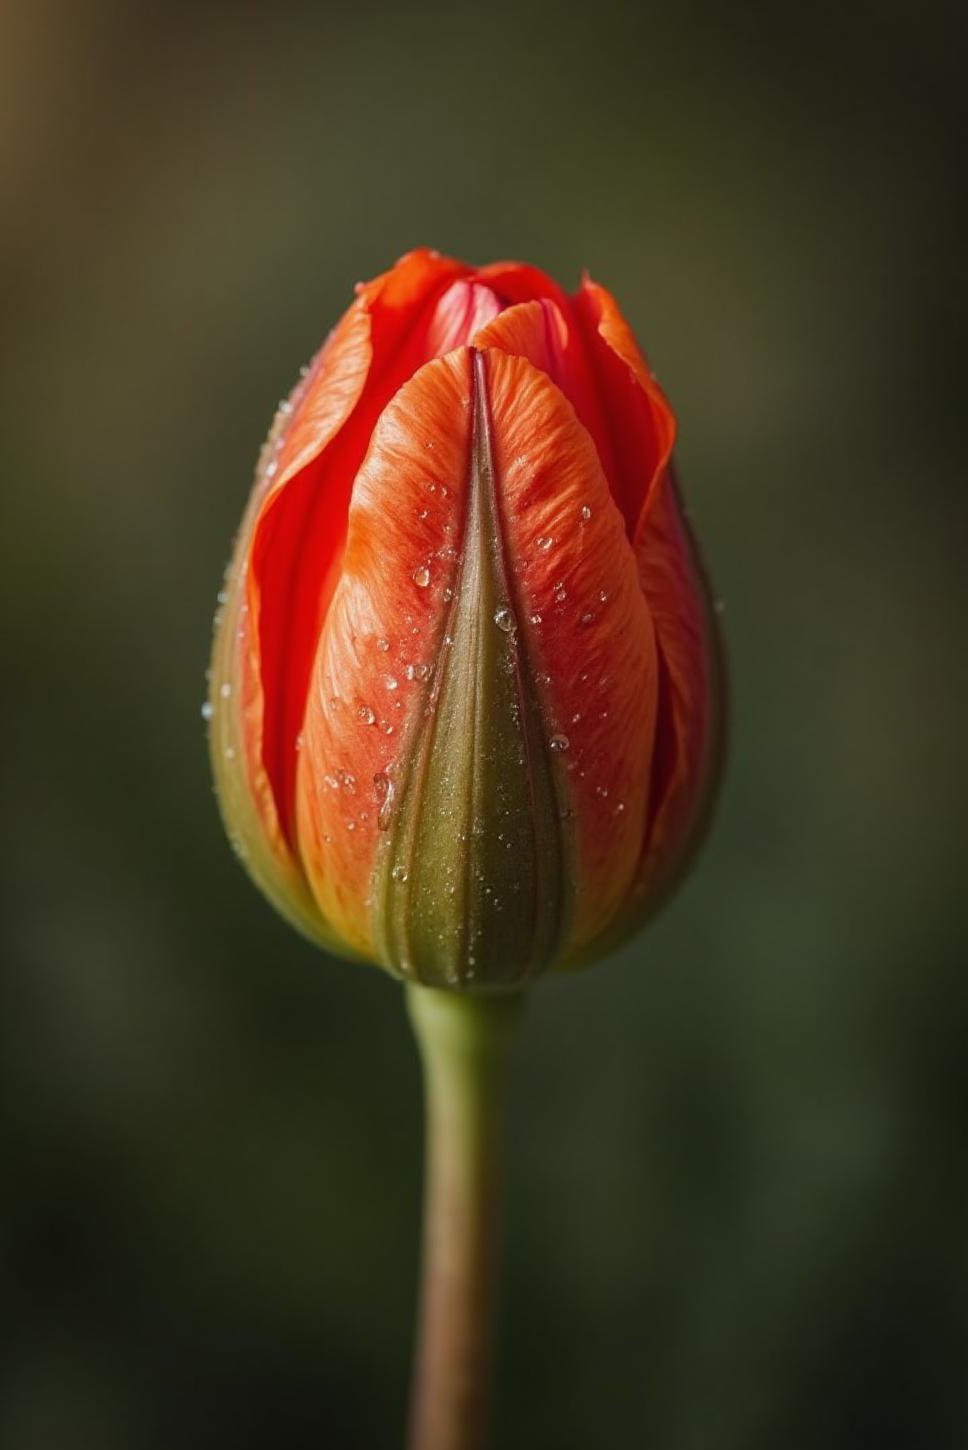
[[536, 534, 554, 552], [338, 769, 357, 793], [384, 675, 398, 691], [376, 636, 390, 652], [391, 864, 409, 883], [529, 612, 542, 626], [200, 701, 213, 721], [358, 704, 376, 725], [549, 734, 570, 752], [580, 504, 592, 522], [219, 682, 232, 699], [413, 565, 431, 588], [377, 775, 396, 828], [493, 605, 514, 633]]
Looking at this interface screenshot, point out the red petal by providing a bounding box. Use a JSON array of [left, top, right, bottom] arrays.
[[472, 297, 618, 488], [571, 277, 676, 536], [631, 464, 723, 907], [426, 279, 503, 356], [247, 250, 467, 849], [574, 278, 721, 929]]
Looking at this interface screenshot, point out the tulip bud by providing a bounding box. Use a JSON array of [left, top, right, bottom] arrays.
[[207, 249, 723, 988]]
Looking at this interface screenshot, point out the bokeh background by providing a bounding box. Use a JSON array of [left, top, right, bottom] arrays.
[[3, 1, 965, 1446]]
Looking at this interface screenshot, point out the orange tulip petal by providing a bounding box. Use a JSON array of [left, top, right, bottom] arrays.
[[479, 347, 658, 950], [295, 350, 475, 955]]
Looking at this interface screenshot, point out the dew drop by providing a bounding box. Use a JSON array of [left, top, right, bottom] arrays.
[[536, 534, 554, 552], [376, 636, 390, 652], [553, 582, 567, 603], [338, 769, 357, 793], [200, 701, 213, 721], [493, 605, 514, 633], [323, 773, 340, 789], [216, 589, 228, 605], [384, 675, 398, 691], [580, 504, 592, 522], [357, 704, 376, 725], [442, 586, 453, 602], [549, 734, 570, 752], [413, 565, 431, 588], [378, 776, 396, 828], [346, 819, 356, 831], [530, 612, 542, 626], [219, 682, 232, 699], [391, 864, 409, 884]]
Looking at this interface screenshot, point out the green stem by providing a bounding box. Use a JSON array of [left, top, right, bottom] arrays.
[[405, 985, 524, 1450]]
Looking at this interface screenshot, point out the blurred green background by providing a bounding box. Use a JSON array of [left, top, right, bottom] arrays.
[[2, 1, 965, 1446]]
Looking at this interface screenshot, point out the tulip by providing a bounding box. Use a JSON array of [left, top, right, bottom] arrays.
[[205, 249, 724, 1450], [207, 248, 722, 988]]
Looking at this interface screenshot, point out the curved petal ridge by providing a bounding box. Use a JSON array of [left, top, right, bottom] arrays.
[[372, 348, 569, 987]]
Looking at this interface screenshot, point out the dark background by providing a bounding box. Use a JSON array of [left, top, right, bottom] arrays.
[[2, 1, 966, 1446]]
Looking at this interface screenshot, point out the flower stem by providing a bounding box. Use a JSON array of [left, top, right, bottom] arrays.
[[405, 985, 525, 1450]]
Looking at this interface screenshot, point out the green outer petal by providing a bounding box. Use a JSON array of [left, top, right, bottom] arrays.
[[373, 349, 570, 989]]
